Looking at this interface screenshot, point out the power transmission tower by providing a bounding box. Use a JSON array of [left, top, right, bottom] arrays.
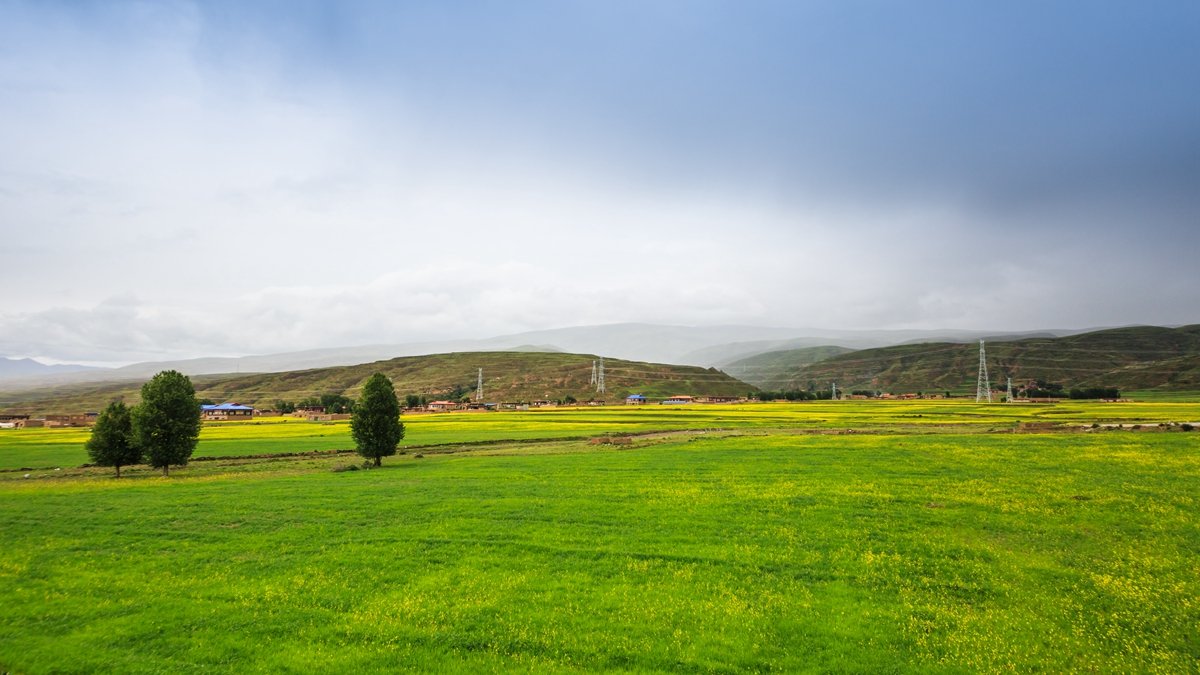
[[976, 340, 992, 403], [476, 368, 483, 401], [1005, 377, 1013, 403], [597, 357, 605, 394], [831, 382, 837, 400], [590, 360, 597, 385]]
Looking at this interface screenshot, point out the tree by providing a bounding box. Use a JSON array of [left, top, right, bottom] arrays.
[[86, 401, 142, 477], [351, 373, 404, 467], [404, 394, 421, 409], [132, 370, 202, 477]]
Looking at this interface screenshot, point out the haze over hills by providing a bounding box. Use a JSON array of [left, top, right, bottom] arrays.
[[0, 323, 1110, 390], [723, 346, 858, 386], [0, 358, 100, 379], [0, 351, 750, 414], [734, 325, 1200, 394]]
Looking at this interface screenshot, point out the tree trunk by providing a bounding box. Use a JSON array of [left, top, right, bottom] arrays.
[[375, 456, 381, 467], [163, 464, 169, 477], [115, 465, 121, 479]]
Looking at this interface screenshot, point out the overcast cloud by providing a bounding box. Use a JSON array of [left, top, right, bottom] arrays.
[[2, 1, 1198, 364]]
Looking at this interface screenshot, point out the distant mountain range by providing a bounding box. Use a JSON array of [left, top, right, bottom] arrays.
[[0, 358, 101, 379], [726, 325, 1200, 394], [0, 323, 1109, 391]]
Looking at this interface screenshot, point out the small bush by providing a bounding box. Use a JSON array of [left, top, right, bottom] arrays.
[[1183, 424, 1194, 432], [331, 463, 360, 473]]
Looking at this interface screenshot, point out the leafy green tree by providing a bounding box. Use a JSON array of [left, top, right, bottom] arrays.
[[86, 401, 141, 478], [132, 370, 202, 477], [320, 393, 356, 414], [404, 394, 421, 409], [351, 373, 404, 467]]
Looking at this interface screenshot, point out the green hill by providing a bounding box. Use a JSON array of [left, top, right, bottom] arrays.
[[724, 346, 856, 388], [732, 325, 1200, 394], [0, 351, 752, 414]]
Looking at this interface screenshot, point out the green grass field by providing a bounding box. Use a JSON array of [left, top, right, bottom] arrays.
[[2, 403, 1198, 673]]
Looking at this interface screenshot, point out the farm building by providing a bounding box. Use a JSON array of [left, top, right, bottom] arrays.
[[43, 413, 98, 427], [0, 414, 31, 429], [625, 394, 647, 405], [699, 396, 740, 403], [661, 395, 696, 405], [201, 403, 254, 421], [427, 400, 459, 412]]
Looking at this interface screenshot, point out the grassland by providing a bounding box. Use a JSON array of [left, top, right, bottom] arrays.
[[1, 402, 1198, 673]]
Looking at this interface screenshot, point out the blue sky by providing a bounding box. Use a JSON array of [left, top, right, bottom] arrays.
[[1, 1, 1198, 363]]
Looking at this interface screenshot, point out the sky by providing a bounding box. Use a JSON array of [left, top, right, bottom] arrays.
[[1, 1, 1198, 365]]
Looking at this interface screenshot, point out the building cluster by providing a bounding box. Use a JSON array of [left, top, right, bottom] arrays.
[[0, 413, 98, 429]]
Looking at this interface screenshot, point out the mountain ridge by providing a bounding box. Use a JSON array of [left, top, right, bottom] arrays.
[[734, 325, 1200, 394]]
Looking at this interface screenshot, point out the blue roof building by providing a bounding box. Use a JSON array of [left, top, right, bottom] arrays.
[[201, 403, 254, 419]]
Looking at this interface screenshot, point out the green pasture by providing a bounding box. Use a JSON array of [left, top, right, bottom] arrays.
[[1, 430, 1197, 674], [3, 400, 1200, 470]]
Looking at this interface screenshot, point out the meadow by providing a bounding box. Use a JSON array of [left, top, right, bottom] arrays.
[[1, 402, 1198, 673]]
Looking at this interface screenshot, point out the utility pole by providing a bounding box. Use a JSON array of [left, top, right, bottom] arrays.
[[1006, 377, 1013, 403], [976, 340, 992, 403], [597, 357, 605, 394], [476, 368, 483, 401]]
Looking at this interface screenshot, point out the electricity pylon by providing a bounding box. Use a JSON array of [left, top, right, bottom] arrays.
[[597, 357, 605, 394], [1006, 377, 1013, 403], [476, 368, 483, 401], [976, 340, 992, 403], [831, 382, 837, 400], [590, 360, 597, 385]]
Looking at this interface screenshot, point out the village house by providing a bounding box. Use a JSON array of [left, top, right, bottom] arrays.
[[699, 395, 740, 404], [201, 403, 255, 421], [43, 413, 98, 427], [625, 394, 647, 405], [427, 400, 459, 412], [0, 414, 31, 429], [661, 395, 695, 405]]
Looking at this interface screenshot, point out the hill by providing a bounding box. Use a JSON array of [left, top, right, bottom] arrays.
[[746, 325, 1200, 394], [0, 358, 103, 381], [0, 351, 752, 414], [723, 346, 857, 387]]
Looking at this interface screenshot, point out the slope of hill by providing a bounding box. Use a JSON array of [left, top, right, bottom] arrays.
[[753, 325, 1200, 394], [0, 352, 753, 414], [723, 346, 857, 387]]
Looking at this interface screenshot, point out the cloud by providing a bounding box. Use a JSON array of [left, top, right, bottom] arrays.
[[0, 1, 1198, 363]]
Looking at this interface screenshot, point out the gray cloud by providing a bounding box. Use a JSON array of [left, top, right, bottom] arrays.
[[1, 1, 1198, 364]]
